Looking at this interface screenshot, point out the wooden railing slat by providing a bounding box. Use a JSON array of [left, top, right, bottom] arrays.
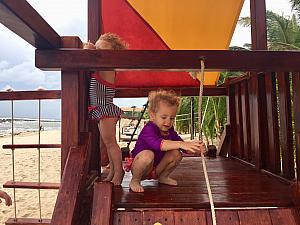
[[227, 85, 237, 157], [292, 72, 300, 181], [277, 72, 295, 179], [2, 144, 61, 149], [234, 83, 244, 159], [240, 81, 251, 161], [5, 218, 51, 225], [0, 90, 61, 101], [264, 72, 280, 173], [3, 181, 59, 190]]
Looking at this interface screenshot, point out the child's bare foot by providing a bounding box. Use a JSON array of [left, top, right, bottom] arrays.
[[129, 179, 144, 192], [158, 177, 178, 186], [103, 171, 114, 182], [111, 170, 125, 186]]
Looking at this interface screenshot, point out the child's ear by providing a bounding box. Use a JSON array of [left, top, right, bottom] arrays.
[[149, 111, 155, 120]]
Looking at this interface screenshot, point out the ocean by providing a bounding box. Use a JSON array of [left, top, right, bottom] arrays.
[[0, 117, 61, 136]]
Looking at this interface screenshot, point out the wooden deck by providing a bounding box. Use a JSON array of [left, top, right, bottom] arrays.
[[112, 157, 294, 209]]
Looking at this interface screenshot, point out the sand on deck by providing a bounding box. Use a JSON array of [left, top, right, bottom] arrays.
[[0, 130, 61, 224]]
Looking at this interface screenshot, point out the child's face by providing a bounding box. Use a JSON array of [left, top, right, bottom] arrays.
[[150, 101, 177, 133]]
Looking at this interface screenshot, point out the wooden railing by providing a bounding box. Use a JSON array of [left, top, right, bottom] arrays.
[[226, 71, 300, 182], [0, 90, 62, 224]]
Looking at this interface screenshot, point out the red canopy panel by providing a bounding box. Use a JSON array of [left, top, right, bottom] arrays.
[[101, 0, 200, 88]]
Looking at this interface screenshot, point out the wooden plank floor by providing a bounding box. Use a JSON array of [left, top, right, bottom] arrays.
[[112, 157, 293, 209], [113, 208, 300, 225]]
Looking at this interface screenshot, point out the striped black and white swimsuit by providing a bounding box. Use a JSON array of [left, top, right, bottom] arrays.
[[88, 74, 123, 120]]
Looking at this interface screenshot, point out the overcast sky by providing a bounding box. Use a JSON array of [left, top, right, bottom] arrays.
[[0, 0, 295, 118]]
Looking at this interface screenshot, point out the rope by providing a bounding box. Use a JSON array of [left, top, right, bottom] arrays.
[[197, 59, 217, 225], [11, 100, 17, 221], [38, 99, 42, 222]]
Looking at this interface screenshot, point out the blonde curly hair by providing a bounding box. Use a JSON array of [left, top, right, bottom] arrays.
[[83, 33, 128, 50], [148, 90, 181, 113]]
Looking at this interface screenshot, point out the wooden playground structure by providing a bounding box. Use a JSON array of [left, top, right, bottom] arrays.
[[1, 0, 300, 224]]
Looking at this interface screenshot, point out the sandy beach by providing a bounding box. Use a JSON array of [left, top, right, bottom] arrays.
[[0, 130, 61, 224], [0, 120, 193, 224]]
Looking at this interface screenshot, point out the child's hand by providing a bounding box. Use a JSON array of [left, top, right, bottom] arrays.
[[83, 41, 96, 49], [181, 140, 206, 154], [0, 191, 12, 206]]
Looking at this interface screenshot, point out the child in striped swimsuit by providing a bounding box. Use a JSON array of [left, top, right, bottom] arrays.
[[83, 33, 127, 186]]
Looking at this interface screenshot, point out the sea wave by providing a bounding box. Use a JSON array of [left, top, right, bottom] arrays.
[[0, 117, 61, 136]]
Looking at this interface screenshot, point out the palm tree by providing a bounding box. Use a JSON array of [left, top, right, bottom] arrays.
[[239, 11, 300, 50], [290, 0, 300, 20]]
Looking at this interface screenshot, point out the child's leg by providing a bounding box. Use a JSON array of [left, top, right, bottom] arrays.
[[129, 150, 154, 192], [99, 134, 114, 182], [99, 117, 124, 186], [156, 150, 182, 186], [99, 132, 110, 167]]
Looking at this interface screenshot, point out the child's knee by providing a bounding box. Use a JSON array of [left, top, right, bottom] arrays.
[[102, 137, 117, 149], [135, 150, 155, 166], [166, 150, 182, 163]]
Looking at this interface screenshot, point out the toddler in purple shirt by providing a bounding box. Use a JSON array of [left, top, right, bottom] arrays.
[[129, 90, 206, 192]]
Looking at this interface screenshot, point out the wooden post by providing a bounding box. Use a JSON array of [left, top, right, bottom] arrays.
[[249, 0, 268, 170], [60, 36, 83, 172], [88, 0, 102, 172]]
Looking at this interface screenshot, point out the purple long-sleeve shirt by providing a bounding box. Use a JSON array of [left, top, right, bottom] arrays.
[[131, 121, 183, 166]]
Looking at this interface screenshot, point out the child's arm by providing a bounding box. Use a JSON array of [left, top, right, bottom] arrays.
[[0, 190, 12, 206], [161, 140, 206, 154], [83, 41, 96, 49]]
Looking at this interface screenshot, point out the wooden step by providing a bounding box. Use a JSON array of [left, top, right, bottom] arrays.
[[2, 144, 61, 149], [91, 182, 113, 225], [5, 218, 51, 225], [113, 208, 300, 225], [3, 181, 60, 189]]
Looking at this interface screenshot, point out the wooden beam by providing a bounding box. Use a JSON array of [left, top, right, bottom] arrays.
[[115, 87, 226, 97], [0, 0, 60, 49], [0, 90, 61, 100], [35, 50, 300, 72]]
